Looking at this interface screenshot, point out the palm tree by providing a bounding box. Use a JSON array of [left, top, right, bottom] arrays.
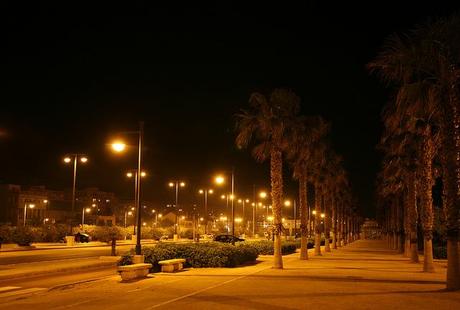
[[288, 116, 329, 260], [236, 88, 300, 269], [370, 15, 460, 283]]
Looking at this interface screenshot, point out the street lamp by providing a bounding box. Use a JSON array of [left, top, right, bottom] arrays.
[[198, 188, 213, 234], [168, 180, 186, 240], [126, 170, 147, 233], [82, 207, 91, 226], [214, 171, 235, 237], [23, 203, 35, 226], [124, 210, 133, 228], [110, 121, 144, 255], [63, 154, 88, 231], [284, 199, 297, 238], [238, 198, 250, 234]]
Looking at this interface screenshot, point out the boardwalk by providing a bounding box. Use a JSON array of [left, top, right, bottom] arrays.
[[1, 239, 459, 309]]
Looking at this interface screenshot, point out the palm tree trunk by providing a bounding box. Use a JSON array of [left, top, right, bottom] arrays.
[[314, 183, 322, 256], [421, 133, 435, 272], [403, 194, 411, 257], [271, 148, 283, 269], [408, 172, 419, 263], [442, 88, 460, 290], [332, 196, 337, 249], [337, 202, 342, 248], [324, 195, 331, 252], [299, 173, 308, 260]]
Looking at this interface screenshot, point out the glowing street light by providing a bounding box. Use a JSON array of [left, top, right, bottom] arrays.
[[259, 191, 267, 199], [23, 203, 35, 226], [109, 122, 144, 255], [111, 141, 126, 153], [63, 154, 88, 218], [168, 180, 186, 239], [214, 171, 235, 237], [82, 207, 91, 226], [199, 188, 213, 234]]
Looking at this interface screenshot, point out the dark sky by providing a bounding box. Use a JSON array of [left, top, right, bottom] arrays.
[[1, 1, 458, 218]]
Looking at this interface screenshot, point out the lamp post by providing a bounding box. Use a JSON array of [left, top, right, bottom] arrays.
[[124, 210, 133, 228], [110, 121, 144, 255], [126, 170, 146, 234], [82, 207, 91, 226], [23, 203, 35, 226], [63, 154, 88, 232], [238, 199, 250, 234], [198, 188, 213, 234], [214, 170, 235, 236], [284, 199, 296, 238], [168, 181, 186, 240]]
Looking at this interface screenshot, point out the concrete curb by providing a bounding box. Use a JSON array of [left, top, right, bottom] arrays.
[[0, 259, 119, 282]]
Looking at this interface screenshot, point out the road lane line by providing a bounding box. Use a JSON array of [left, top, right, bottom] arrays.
[[0, 286, 20, 292], [146, 264, 273, 309], [0, 287, 46, 298]]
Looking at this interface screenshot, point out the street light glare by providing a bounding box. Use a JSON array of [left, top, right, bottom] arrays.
[[214, 175, 225, 185], [80, 157, 88, 163], [64, 157, 71, 163], [111, 141, 126, 153], [29, 204, 35, 209], [168, 182, 174, 187], [180, 182, 185, 187], [284, 200, 291, 207], [221, 194, 226, 199], [126, 172, 133, 178], [85, 208, 91, 213], [43, 199, 48, 204], [259, 191, 267, 199], [208, 189, 214, 194], [140, 171, 147, 177]]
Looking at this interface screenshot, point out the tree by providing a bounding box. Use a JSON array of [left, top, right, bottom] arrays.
[[236, 88, 300, 269], [287, 116, 329, 260], [370, 14, 460, 285]]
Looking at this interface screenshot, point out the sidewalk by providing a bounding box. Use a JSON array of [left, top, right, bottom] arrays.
[[0, 256, 120, 281], [1, 239, 458, 309]]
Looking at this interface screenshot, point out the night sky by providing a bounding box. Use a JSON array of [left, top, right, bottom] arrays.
[[1, 1, 458, 217]]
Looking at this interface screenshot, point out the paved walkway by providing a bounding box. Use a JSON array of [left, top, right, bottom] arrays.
[[0, 239, 459, 309]]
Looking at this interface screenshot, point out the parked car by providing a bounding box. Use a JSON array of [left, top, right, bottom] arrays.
[[213, 234, 245, 243], [74, 232, 91, 243], [159, 235, 169, 241]]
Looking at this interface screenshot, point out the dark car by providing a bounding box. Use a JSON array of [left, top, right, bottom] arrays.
[[213, 234, 245, 243], [74, 232, 91, 243]]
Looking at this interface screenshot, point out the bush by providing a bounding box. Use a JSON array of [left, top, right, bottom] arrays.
[[119, 242, 258, 272], [12, 226, 34, 246], [0, 225, 14, 243], [242, 240, 298, 255]]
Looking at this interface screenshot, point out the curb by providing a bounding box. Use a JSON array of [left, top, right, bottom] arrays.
[[0, 260, 118, 282]]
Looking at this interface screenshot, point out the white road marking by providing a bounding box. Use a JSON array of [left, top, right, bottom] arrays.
[[146, 265, 273, 309], [0, 286, 20, 293], [0, 287, 46, 298]]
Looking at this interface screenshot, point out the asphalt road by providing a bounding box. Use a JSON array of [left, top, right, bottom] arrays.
[[0, 244, 141, 265]]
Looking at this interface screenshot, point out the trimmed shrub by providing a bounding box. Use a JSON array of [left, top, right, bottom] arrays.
[[0, 225, 14, 243], [119, 242, 258, 271], [12, 226, 34, 246], [242, 240, 298, 255]]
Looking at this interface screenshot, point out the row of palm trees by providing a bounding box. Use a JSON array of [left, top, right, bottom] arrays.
[[370, 14, 460, 290], [235, 88, 360, 269]]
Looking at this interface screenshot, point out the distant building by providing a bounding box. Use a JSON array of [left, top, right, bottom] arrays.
[[0, 184, 120, 226]]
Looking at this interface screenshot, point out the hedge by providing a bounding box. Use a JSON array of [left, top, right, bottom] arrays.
[[119, 242, 258, 271], [241, 240, 301, 255]]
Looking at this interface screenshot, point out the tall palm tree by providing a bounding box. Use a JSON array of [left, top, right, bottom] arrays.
[[288, 116, 329, 260], [370, 15, 460, 284], [236, 88, 300, 269]]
